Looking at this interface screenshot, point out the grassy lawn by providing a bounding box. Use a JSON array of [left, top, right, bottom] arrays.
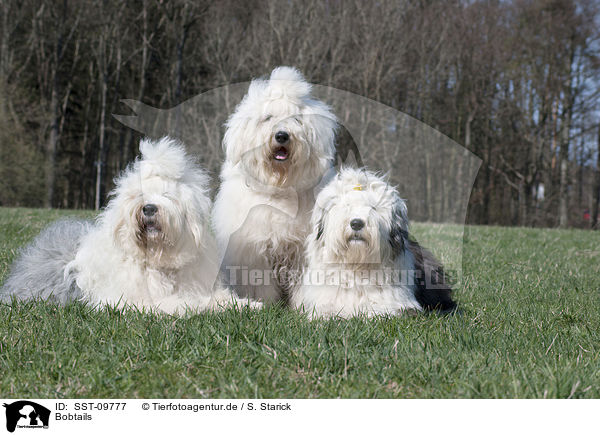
[[0, 207, 598, 398]]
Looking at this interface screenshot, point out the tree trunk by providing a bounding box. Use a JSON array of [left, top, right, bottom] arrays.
[[95, 78, 107, 211], [95, 27, 107, 210], [592, 125, 600, 229], [558, 40, 577, 228], [121, 0, 150, 170], [45, 79, 60, 208], [558, 156, 569, 227], [172, 21, 191, 137]]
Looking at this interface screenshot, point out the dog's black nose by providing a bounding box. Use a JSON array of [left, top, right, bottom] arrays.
[[275, 131, 289, 143], [350, 218, 365, 231], [143, 204, 158, 216]]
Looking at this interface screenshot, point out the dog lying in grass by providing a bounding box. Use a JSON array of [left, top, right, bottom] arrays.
[[290, 167, 456, 318], [1, 137, 260, 315]]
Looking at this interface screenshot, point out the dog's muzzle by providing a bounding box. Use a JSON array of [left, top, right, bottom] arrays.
[[347, 218, 367, 243], [272, 130, 290, 162], [141, 204, 161, 234]]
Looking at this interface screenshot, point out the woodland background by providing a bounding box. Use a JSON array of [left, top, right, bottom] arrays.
[[0, 0, 599, 228]]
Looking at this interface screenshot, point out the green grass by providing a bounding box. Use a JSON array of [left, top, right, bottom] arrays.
[[0, 207, 599, 398]]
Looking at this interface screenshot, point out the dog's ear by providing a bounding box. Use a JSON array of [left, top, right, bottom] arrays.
[[223, 115, 250, 165], [389, 198, 409, 255], [406, 238, 457, 313], [312, 190, 329, 243], [316, 216, 324, 241], [185, 192, 211, 249], [187, 215, 205, 249], [312, 201, 326, 242], [108, 198, 138, 249]]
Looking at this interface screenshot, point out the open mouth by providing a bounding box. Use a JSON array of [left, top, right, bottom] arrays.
[[272, 146, 289, 162], [348, 234, 366, 243]]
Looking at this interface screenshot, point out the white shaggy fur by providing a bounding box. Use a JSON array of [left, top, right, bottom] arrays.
[[2, 137, 258, 314], [213, 67, 337, 302], [291, 168, 456, 319]]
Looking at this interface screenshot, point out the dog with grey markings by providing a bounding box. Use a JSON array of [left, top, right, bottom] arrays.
[[290, 167, 456, 318], [1, 137, 260, 314]]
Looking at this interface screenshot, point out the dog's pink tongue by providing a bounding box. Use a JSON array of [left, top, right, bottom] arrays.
[[274, 147, 289, 160]]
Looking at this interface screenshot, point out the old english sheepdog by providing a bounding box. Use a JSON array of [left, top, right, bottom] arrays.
[[213, 66, 337, 302], [290, 167, 456, 318], [1, 137, 258, 314]]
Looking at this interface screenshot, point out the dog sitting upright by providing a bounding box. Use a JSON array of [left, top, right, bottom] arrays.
[[290, 167, 456, 318], [213, 67, 338, 303]]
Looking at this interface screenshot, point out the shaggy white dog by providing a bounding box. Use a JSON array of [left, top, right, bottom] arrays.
[[290, 167, 456, 318], [1, 137, 257, 314], [213, 67, 337, 302]]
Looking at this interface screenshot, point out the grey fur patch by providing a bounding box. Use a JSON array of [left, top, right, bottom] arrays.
[[0, 219, 91, 304]]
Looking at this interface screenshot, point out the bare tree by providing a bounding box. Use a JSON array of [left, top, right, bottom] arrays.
[[0, 0, 598, 228]]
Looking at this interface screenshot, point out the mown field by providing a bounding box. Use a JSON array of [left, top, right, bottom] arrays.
[[0, 207, 598, 398]]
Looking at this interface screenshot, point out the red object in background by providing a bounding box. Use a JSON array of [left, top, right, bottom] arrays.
[[583, 209, 591, 221]]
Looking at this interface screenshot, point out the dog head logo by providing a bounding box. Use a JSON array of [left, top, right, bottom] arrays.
[[3, 401, 50, 433], [115, 67, 482, 288]]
